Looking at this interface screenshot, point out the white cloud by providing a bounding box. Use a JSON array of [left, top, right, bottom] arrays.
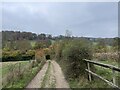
[[2, 2, 118, 37]]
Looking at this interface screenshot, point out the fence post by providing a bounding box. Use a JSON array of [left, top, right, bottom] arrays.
[[12, 65, 14, 87], [19, 63, 21, 77], [112, 69, 116, 85], [87, 62, 92, 82]]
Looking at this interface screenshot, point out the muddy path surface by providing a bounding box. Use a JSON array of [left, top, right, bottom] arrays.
[[26, 61, 49, 88], [52, 60, 70, 88], [26, 60, 70, 88]]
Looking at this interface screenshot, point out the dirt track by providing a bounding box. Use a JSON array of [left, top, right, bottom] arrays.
[[26, 60, 70, 88], [26, 61, 48, 88], [52, 60, 69, 88]]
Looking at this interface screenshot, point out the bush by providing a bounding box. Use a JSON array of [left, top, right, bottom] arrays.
[[31, 60, 38, 68], [55, 39, 95, 80], [55, 40, 66, 61], [35, 49, 45, 63]]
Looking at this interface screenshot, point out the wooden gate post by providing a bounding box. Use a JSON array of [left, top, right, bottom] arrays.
[[87, 62, 92, 82], [112, 69, 116, 85]]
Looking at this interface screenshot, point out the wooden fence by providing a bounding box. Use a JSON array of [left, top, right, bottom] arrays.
[[83, 59, 120, 89]]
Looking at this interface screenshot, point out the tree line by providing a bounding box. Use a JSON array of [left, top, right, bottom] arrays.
[[1, 30, 119, 62], [2, 31, 52, 41], [1, 30, 119, 51]]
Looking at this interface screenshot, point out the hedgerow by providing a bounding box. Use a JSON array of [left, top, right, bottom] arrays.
[[2, 50, 35, 62]]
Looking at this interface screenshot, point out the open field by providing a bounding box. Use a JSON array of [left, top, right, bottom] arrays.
[[30, 40, 36, 47], [0, 61, 30, 80], [98, 60, 118, 67], [1, 61, 30, 88]]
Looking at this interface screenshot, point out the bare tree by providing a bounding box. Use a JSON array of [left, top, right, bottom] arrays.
[[65, 30, 72, 37]]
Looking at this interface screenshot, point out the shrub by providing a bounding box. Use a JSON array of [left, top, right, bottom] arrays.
[[35, 49, 45, 63], [55, 39, 95, 80], [49, 45, 55, 59], [31, 60, 38, 68], [55, 40, 66, 61]]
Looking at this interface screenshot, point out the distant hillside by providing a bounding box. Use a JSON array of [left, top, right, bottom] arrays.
[[2, 31, 52, 41], [1, 30, 117, 46]]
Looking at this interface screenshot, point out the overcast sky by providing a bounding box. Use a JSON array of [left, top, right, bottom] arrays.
[[2, 2, 118, 37]]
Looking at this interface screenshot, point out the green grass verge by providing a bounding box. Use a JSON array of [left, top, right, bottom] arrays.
[[2, 61, 29, 76], [58, 59, 119, 88], [3, 60, 45, 88], [6, 66, 38, 88], [30, 40, 36, 47], [68, 76, 112, 88], [68, 63, 119, 88], [98, 60, 118, 67]]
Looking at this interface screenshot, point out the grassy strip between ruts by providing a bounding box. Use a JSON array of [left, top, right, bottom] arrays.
[[4, 60, 45, 88], [50, 63, 56, 88], [41, 61, 54, 88]]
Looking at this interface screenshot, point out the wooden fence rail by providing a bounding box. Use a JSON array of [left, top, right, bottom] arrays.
[[83, 59, 120, 89]]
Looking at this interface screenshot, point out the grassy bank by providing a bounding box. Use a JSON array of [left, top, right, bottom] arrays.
[[98, 60, 118, 67], [57, 57, 119, 88], [2, 61, 30, 76], [2, 60, 45, 88], [68, 60, 119, 88]]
